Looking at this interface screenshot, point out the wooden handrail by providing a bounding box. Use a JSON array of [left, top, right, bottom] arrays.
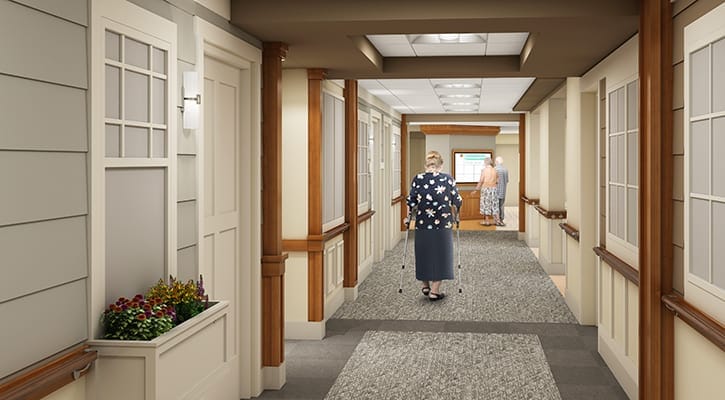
[[323, 222, 350, 241], [593, 246, 639, 286], [0, 344, 97, 400], [391, 195, 404, 205], [662, 293, 725, 352], [534, 205, 567, 220], [283, 222, 351, 252], [521, 195, 540, 205], [357, 209, 375, 224], [559, 223, 580, 241]]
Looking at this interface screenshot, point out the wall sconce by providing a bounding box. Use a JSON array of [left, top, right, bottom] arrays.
[[181, 71, 201, 130]]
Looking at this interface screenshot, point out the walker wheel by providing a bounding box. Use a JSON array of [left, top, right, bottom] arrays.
[[398, 288, 403, 293]]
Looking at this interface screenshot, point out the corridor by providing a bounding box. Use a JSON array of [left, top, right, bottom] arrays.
[[260, 232, 627, 400]]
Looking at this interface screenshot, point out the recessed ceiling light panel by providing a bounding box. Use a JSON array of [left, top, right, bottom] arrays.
[[434, 83, 480, 89], [442, 102, 479, 106], [367, 33, 527, 57], [438, 94, 479, 99]]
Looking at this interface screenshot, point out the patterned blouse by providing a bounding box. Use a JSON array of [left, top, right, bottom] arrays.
[[406, 171, 463, 230]]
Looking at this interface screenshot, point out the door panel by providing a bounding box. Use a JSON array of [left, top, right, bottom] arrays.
[[202, 56, 241, 358]]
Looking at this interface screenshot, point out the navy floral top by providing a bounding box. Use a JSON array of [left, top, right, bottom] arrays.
[[406, 172, 463, 230]]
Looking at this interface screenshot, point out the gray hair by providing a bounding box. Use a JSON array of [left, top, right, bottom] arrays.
[[484, 157, 493, 166], [425, 151, 444, 169], [495, 156, 503, 165]]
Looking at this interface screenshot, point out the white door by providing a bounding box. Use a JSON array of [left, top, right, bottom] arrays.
[[201, 56, 241, 376]]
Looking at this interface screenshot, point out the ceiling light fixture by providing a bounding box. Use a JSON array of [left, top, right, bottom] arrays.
[[443, 102, 479, 106], [438, 94, 479, 99], [445, 108, 478, 113], [438, 33, 460, 42], [435, 83, 480, 89]]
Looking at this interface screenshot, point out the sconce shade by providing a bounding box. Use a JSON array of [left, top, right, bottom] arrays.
[[182, 71, 200, 129]]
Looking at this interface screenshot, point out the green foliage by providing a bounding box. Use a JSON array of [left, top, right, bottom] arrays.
[[146, 275, 209, 324], [101, 295, 175, 340]]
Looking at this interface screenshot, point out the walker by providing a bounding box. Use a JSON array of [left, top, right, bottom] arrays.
[[399, 206, 463, 294]]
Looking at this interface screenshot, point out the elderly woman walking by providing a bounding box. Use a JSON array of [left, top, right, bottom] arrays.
[[474, 157, 501, 226], [406, 151, 463, 301]]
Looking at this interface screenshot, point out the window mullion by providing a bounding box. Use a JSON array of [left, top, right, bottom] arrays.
[[120, 34, 126, 158], [148, 45, 155, 158]]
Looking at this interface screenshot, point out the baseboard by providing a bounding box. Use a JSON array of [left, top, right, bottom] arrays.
[[344, 285, 358, 301], [518, 232, 526, 241], [598, 335, 638, 400], [262, 362, 286, 390], [525, 235, 540, 248], [284, 321, 325, 340], [539, 254, 565, 274]]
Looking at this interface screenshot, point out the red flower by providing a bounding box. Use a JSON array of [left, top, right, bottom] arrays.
[[136, 314, 146, 321]]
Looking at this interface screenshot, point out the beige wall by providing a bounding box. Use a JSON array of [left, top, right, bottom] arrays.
[[578, 31, 640, 399], [0, 0, 89, 380], [534, 97, 566, 273], [524, 112, 541, 247], [423, 133, 497, 189], [282, 69, 310, 240], [41, 378, 86, 400], [493, 136, 520, 207], [408, 132, 426, 185], [281, 69, 310, 324], [563, 76, 598, 325], [674, 319, 725, 399]]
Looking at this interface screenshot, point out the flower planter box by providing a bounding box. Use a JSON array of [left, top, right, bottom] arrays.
[[86, 301, 235, 400]]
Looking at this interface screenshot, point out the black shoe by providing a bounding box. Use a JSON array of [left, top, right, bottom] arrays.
[[428, 293, 446, 301], [421, 287, 431, 296]]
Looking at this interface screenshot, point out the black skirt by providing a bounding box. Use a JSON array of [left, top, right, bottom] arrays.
[[414, 228, 454, 281]]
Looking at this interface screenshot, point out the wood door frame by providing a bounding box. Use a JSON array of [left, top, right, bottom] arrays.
[[194, 17, 263, 398]]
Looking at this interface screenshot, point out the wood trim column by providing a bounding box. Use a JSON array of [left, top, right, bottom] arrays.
[[400, 114, 408, 231], [519, 113, 526, 233], [307, 68, 326, 322], [343, 80, 358, 288], [639, 1, 674, 399], [261, 42, 289, 368]]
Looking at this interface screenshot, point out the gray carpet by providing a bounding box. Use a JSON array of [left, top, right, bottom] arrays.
[[332, 231, 577, 323], [324, 330, 562, 400]]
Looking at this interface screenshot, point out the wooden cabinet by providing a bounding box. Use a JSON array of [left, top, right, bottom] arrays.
[[458, 189, 481, 220]]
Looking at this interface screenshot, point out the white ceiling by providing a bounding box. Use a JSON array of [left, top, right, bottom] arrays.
[[358, 78, 535, 114], [366, 33, 529, 57]]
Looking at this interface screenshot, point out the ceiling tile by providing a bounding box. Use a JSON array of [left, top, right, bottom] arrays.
[[360, 77, 532, 114]]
